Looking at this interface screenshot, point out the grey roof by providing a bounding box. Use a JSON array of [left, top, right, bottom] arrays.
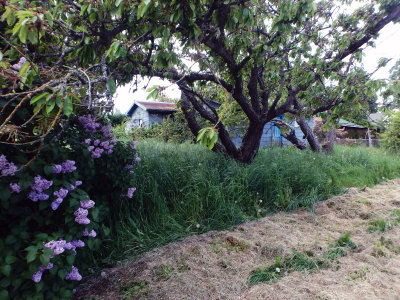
[[127, 101, 177, 116], [338, 119, 366, 129]]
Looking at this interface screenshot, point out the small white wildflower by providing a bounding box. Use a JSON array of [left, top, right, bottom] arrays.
[[181, 201, 184, 205], [198, 163, 202, 166], [234, 201, 237, 204], [382, 177, 385, 180], [313, 157, 316, 160], [101, 271, 107, 278], [257, 209, 261, 213], [275, 267, 281, 273], [259, 199, 262, 203], [196, 223, 200, 228]]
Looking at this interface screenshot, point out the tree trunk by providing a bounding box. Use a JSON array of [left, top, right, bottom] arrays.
[[296, 116, 321, 152], [323, 125, 336, 154], [367, 128, 372, 147], [237, 121, 265, 164]]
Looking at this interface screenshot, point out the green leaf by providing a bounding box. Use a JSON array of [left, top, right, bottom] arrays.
[[30, 92, 49, 104], [39, 254, 50, 266], [146, 89, 158, 100], [27, 30, 38, 44], [80, 4, 89, 16], [0, 265, 11, 277], [26, 251, 37, 263], [66, 255, 75, 265], [0, 289, 8, 300], [0, 51, 3, 62], [19, 24, 28, 43], [89, 12, 96, 24], [18, 62, 30, 77], [5, 256, 17, 264], [115, 0, 123, 7], [63, 97, 73, 116], [58, 269, 67, 280], [46, 100, 55, 114], [45, 12, 53, 27], [107, 78, 116, 94], [0, 278, 10, 288]]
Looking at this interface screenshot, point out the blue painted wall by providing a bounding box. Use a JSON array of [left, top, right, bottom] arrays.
[[232, 118, 314, 147]]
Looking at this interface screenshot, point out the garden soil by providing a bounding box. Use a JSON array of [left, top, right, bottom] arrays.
[[75, 179, 400, 300]]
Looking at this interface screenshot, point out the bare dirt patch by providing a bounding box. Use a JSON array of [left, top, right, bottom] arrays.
[[74, 180, 400, 300]]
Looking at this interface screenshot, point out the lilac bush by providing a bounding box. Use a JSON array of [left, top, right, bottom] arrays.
[[0, 154, 18, 176], [0, 114, 140, 299]]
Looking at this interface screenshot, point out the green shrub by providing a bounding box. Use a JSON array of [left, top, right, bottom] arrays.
[[0, 115, 139, 299], [128, 109, 204, 144], [380, 111, 400, 152]]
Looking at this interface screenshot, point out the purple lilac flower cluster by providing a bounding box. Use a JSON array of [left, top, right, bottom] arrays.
[[101, 124, 115, 139], [134, 153, 141, 163], [51, 188, 69, 210], [28, 175, 53, 202], [35, 239, 84, 282], [78, 115, 101, 133], [12, 57, 27, 71], [44, 239, 85, 256], [127, 187, 136, 199], [0, 155, 17, 176], [52, 160, 77, 174], [124, 141, 140, 173], [74, 199, 95, 224], [9, 182, 21, 193], [83, 227, 97, 237], [65, 265, 82, 281], [130, 141, 137, 150], [86, 138, 116, 158], [68, 180, 82, 191], [32, 263, 53, 283]]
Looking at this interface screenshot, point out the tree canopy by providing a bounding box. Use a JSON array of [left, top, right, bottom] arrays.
[[1, 0, 400, 163]]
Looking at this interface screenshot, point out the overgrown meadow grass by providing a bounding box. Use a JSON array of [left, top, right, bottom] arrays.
[[111, 140, 400, 260]]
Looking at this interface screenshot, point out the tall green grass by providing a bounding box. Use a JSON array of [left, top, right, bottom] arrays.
[[112, 141, 400, 260]]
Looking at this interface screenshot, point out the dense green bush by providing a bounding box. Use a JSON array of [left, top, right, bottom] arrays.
[[128, 109, 204, 144], [0, 115, 139, 299], [380, 111, 400, 152]]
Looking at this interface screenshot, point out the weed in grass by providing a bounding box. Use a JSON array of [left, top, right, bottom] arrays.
[[119, 281, 151, 299], [325, 233, 356, 260], [372, 236, 400, 257], [211, 242, 221, 254], [347, 266, 368, 281], [249, 250, 324, 285], [153, 264, 174, 281], [391, 209, 400, 223], [336, 232, 357, 250], [357, 198, 372, 206], [368, 218, 387, 233], [225, 236, 250, 253], [324, 247, 347, 260], [238, 227, 247, 233], [177, 259, 190, 272]]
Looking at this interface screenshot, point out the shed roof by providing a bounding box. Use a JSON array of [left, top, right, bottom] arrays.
[[338, 119, 366, 129], [127, 101, 177, 116]]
